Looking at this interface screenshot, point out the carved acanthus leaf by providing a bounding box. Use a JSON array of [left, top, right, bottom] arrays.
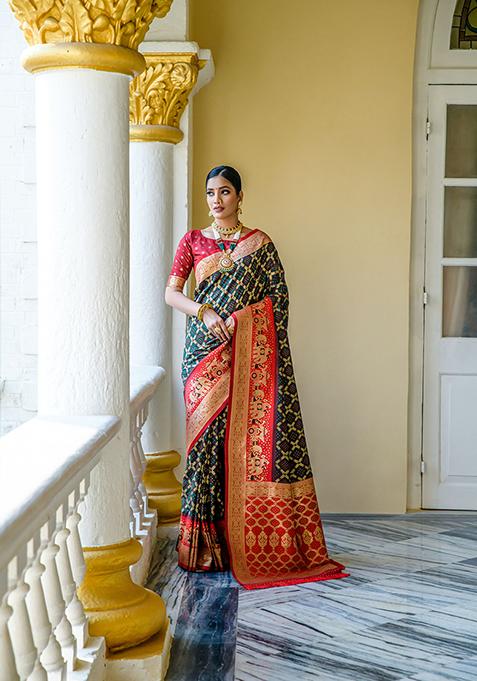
[[129, 54, 198, 128], [8, 0, 173, 49]]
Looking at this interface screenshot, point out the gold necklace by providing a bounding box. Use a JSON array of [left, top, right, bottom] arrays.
[[211, 220, 243, 237], [211, 224, 242, 272]]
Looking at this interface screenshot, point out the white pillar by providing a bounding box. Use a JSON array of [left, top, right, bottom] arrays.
[[129, 44, 214, 460], [25, 54, 169, 653], [8, 0, 173, 655], [130, 142, 174, 452], [34, 67, 132, 546]]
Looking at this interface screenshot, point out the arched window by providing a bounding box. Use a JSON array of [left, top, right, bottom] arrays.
[[451, 0, 477, 49]]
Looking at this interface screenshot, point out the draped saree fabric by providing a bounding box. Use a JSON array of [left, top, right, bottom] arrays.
[[170, 228, 347, 589]]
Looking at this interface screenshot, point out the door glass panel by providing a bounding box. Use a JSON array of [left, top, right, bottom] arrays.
[[443, 266, 477, 337], [444, 186, 477, 257], [445, 105, 477, 177]]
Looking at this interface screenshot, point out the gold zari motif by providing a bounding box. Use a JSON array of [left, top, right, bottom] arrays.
[[195, 230, 271, 286], [281, 534, 292, 549], [167, 274, 186, 290], [246, 531, 255, 548], [247, 304, 272, 481], [9, 0, 172, 48], [185, 346, 231, 452], [245, 478, 316, 499], [188, 347, 231, 407]]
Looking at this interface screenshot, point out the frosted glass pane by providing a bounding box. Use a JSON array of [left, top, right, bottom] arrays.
[[444, 187, 477, 257], [443, 267, 477, 337], [446, 105, 477, 178]]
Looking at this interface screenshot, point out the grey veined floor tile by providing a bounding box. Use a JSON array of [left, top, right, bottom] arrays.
[[147, 512, 477, 681], [166, 580, 238, 681], [402, 652, 477, 680]]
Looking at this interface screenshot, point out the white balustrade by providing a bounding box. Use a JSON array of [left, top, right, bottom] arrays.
[[0, 371, 166, 675], [0, 415, 120, 680], [129, 365, 165, 583]]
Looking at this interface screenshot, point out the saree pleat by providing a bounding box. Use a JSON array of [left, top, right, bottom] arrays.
[[176, 231, 348, 587], [178, 408, 229, 571]]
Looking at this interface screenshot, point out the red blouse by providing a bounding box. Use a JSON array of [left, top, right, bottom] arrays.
[[167, 229, 257, 289]]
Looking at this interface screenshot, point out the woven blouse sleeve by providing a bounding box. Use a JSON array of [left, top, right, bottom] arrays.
[[167, 233, 194, 290]]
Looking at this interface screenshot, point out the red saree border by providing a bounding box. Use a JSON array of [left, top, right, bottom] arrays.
[[177, 514, 229, 572], [184, 342, 231, 453], [195, 230, 271, 285], [225, 297, 348, 589], [225, 298, 276, 584]]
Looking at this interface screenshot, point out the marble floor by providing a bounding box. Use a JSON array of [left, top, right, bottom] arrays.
[[146, 513, 477, 681]]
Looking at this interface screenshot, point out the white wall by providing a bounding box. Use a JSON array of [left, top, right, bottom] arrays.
[[0, 5, 37, 435]]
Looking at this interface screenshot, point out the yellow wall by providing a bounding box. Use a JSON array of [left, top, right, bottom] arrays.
[[190, 1, 419, 513]]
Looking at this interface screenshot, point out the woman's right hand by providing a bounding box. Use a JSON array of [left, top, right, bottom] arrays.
[[202, 308, 231, 343]]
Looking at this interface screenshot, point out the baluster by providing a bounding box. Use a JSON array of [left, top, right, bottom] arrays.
[[127, 417, 136, 538], [75, 475, 89, 553], [129, 508, 136, 538], [134, 487, 146, 532], [136, 409, 155, 525], [53, 514, 77, 672], [66, 488, 85, 588], [6, 552, 37, 680], [55, 502, 83, 668], [24, 534, 63, 680], [134, 412, 147, 518], [40, 518, 75, 671], [130, 415, 145, 535], [0, 572, 19, 681], [129, 470, 141, 537]]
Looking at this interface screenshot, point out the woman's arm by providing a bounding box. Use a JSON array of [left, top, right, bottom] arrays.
[[165, 286, 232, 342], [165, 286, 201, 317]]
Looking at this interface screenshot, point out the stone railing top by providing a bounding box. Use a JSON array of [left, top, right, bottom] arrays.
[[0, 415, 120, 569], [130, 364, 166, 414]]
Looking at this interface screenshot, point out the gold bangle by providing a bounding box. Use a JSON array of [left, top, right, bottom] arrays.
[[197, 303, 213, 322]]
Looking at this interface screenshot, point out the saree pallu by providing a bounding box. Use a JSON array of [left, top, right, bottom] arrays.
[[178, 231, 347, 589]]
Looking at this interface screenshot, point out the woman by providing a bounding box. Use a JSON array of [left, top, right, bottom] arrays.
[[165, 165, 347, 589]]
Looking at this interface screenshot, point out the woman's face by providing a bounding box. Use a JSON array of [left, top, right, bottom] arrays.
[[206, 175, 242, 221]]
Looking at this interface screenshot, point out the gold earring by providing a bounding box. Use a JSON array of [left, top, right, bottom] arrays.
[[208, 210, 213, 217], [237, 202, 243, 215]]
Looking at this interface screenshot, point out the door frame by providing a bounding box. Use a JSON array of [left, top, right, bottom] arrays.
[[408, 0, 477, 509]]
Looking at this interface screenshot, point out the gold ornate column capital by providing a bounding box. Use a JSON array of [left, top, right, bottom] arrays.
[[8, 0, 173, 76], [129, 52, 199, 143]]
